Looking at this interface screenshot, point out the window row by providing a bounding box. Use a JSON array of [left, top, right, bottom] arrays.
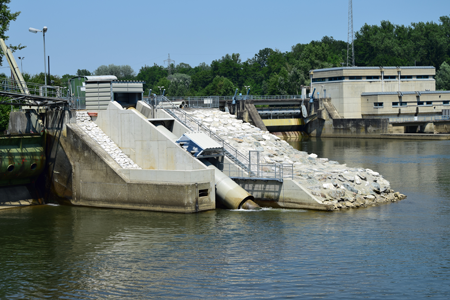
[[373, 101, 450, 108], [312, 75, 432, 82]]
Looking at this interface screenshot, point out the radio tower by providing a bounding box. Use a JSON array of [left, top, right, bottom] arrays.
[[164, 53, 175, 75], [347, 0, 355, 67]]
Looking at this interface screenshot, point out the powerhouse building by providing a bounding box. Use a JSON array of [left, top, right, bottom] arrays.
[[310, 66, 450, 119]]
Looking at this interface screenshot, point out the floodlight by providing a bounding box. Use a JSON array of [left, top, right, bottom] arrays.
[[29, 27, 41, 33]]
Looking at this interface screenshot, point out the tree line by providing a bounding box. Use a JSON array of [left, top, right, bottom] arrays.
[[4, 15, 449, 99], [65, 15, 450, 96]]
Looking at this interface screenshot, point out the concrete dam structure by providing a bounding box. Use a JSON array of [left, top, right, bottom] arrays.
[[39, 99, 405, 212]]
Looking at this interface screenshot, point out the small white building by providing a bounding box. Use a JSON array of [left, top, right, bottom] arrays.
[[310, 66, 450, 118], [85, 75, 144, 110]]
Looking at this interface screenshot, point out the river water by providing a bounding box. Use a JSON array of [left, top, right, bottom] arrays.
[[1, 138, 450, 299]]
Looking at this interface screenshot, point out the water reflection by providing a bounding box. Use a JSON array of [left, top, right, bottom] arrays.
[[1, 139, 450, 299]]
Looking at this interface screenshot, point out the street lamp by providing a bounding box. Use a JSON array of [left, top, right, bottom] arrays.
[[17, 57, 24, 74], [244, 85, 250, 100], [29, 26, 48, 96], [158, 86, 164, 95]]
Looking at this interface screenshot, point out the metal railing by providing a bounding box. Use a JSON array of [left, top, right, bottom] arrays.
[[222, 162, 292, 182], [159, 96, 294, 180], [0, 78, 66, 98], [163, 94, 303, 102], [389, 115, 450, 123]]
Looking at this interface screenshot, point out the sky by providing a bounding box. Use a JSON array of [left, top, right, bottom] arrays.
[[3, 0, 450, 77]]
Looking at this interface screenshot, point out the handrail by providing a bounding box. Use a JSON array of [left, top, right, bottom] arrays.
[[158, 96, 294, 180], [162, 95, 303, 102]]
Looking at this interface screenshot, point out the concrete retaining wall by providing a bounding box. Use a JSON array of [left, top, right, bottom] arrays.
[[234, 178, 333, 211], [95, 101, 205, 171], [57, 124, 214, 212], [44, 105, 216, 213]]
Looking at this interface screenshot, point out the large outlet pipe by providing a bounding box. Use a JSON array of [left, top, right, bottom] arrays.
[[201, 160, 260, 210], [153, 123, 259, 210]]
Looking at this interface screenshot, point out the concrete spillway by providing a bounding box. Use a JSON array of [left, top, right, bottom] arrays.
[[152, 120, 260, 210], [41, 101, 265, 213], [37, 100, 406, 212]]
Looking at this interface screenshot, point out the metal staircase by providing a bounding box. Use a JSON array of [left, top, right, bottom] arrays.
[[158, 96, 294, 181], [159, 96, 254, 174]]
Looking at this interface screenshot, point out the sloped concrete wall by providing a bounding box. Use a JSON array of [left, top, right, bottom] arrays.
[[234, 178, 333, 211], [59, 124, 214, 213], [95, 102, 205, 171]]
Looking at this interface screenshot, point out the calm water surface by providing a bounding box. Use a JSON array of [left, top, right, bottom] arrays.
[[1, 138, 450, 299]]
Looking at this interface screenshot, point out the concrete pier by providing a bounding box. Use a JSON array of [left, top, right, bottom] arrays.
[[45, 103, 216, 213]]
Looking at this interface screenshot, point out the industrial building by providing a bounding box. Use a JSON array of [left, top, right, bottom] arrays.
[[310, 66, 450, 119], [69, 75, 144, 110]]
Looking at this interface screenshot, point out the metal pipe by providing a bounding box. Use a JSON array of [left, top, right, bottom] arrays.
[[153, 123, 259, 209], [201, 160, 260, 210]]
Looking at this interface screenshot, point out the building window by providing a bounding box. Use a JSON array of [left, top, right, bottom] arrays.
[[384, 76, 397, 80], [416, 75, 429, 79], [426, 101, 432, 106], [366, 76, 379, 80], [312, 78, 326, 82], [418, 101, 425, 106], [401, 75, 412, 80], [443, 101, 449, 105], [349, 76, 362, 80], [400, 102, 407, 107], [328, 76, 345, 81], [374, 102, 384, 108], [392, 102, 399, 107]]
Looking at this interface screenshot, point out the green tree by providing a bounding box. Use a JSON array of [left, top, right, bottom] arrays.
[[167, 73, 191, 96], [136, 64, 168, 92], [410, 20, 448, 68], [354, 21, 414, 66], [0, 0, 24, 131], [436, 61, 450, 90], [211, 53, 242, 87], [76, 69, 91, 76], [152, 77, 171, 95], [190, 69, 213, 92], [0, 104, 10, 133], [94, 64, 135, 79], [0, 0, 25, 66], [201, 76, 235, 96]]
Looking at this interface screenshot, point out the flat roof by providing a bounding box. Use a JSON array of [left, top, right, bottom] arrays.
[[362, 91, 450, 96], [313, 66, 435, 73], [85, 75, 118, 82]]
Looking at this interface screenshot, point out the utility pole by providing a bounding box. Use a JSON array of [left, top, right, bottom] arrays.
[[347, 0, 355, 67], [164, 53, 175, 75]]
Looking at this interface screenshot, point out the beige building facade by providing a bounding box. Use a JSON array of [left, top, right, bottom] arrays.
[[310, 66, 450, 118]]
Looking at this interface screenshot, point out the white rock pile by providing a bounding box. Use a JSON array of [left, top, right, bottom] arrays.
[[76, 112, 141, 169], [174, 108, 406, 209]]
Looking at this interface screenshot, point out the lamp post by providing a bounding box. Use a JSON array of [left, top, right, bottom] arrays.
[[17, 57, 24, 74], [158, 86, 164, 95], [244, 85, 250, 100], [29, 26, 48, 96]]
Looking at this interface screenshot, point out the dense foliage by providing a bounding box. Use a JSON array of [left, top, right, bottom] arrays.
[[100, 15, 448, 96]]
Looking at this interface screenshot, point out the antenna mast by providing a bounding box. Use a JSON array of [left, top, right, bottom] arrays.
[[164, 53, 175, 75], [347, 0, 355, 67]]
